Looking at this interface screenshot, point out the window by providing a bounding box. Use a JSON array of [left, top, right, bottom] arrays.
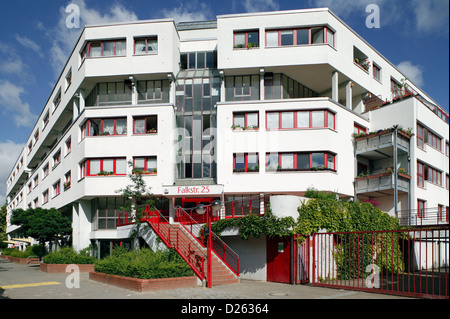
[[43, 110, 50, 128], [438, 205, 445, 222], [92, 197, 125, 230], [446, 141, 449, 156], [82, 158, 127, 176], [82, 39, 126, 59], [27, 182, 32, 194], [133, 115, 157, 134], [28, 141, 33, 154], [417, 123, 425, 149], [137, 80, 170, 104], [417, 162, 425, 188], [33, 197, 38, 208], [64, 137, 71, 156], [180, 51, 217, 70], [33, 175, 39, 188], [225, 75, 260, 101], [52, 180, 61, 198], [427, 130, 442, 151], [427, 166, 442, 187], [266, 110, 335, 130], [83, 118, 127, 136], [446, 174, 449, 190], [233, 153, 259, 173], [134, 36, 158, 55], [34, 130, 39, 145], [133, 156, 157, 174], [85, 82, 132, 106], [373, 64, 381, 82], [354, 123, 368, 136], [264, 73, 318, 100], [43, 163, 49, 179], [266, 26, 334, 48], [65, 69, 72, 90], [234, 30, 259, 48], [233, 112, 258, 129], [266, 152, 336, 171], [353, 46, 370, 72], [53, 89, 61, 111], [418, 199, 426, 218], [53, 149, 61, 168], [43, 189, 49, 204], [64, 171, 71, 190]]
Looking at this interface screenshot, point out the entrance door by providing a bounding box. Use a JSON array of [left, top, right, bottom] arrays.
[[267, 236, 291, 283]]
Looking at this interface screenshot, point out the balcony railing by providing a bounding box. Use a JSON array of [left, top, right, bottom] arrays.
[[398, 207, 449, 227], [355, 172, 410, 194], [355, 128, 411, 155]]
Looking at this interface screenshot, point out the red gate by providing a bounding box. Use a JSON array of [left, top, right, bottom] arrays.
[[294, 226, 449, 299], [308, 228, 449, 299]]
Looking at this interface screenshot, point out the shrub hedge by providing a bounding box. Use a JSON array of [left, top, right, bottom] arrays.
[[94, 247, 194, 279], [43, 247, 97, 264]]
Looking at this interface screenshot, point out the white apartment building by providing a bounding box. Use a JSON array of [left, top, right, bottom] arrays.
[[4, 9, 449, 278]]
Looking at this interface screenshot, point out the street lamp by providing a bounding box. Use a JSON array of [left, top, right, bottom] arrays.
[[196, 200, 222, 288]]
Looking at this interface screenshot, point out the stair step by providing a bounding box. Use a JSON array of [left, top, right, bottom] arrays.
[[147, 219, 239, 286]]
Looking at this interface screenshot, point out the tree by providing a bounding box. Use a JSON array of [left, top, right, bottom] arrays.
[[0, 203, 7, 248], [115, 161, 154, 253], [10, 207, 72, 252]]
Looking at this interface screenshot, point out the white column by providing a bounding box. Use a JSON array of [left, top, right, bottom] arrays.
[[346, 81, 353, 109], [332, 71, 339, 102], [169, 198, 175, 224], [260, 68, 265, 100], [78, 89, 85, 113], [220, 71, 225, 102]]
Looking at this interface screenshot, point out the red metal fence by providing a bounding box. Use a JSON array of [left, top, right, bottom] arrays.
[[303, 227, 449, 299]]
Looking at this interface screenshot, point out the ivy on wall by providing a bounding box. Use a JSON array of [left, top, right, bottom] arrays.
[[209, 194, 399, 240]]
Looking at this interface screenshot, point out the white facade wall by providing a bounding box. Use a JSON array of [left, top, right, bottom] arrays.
[[5, 9, 448, 252]]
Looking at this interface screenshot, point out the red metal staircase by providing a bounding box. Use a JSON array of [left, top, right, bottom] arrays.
[[142, 207, 239, 287]]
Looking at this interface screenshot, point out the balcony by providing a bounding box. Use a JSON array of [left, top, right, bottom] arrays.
[[355, 128, 412, 156], [355, 172, 410, 196]]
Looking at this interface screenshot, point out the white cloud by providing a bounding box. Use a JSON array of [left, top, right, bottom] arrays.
[[0, 80, 37, 127], [43, 0, 138, 77], [15, 35, 44, 58], [0, 42, 30, 80], [243, 0, 280, 13], [396, 61, 424, 87], [0, 140, 25, 204], [411, 0, 449, 34], [159, 2, 213, 23]]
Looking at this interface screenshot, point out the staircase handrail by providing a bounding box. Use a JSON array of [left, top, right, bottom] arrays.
[[143, 205, 206, 280], [175, 206, 240, 277]]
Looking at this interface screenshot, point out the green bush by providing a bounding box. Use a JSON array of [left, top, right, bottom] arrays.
[[94, 248, 194, 279], [9, 246, 34, 258], [1, 248, 15, 256], [43, 247, 97, 264]]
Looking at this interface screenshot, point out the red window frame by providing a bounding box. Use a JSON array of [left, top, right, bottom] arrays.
[[132, 156, 157, 174], [53, 150, 61, 168], [233, 30, 259, 48], [266, 110, 335, 130], [233, 153, 259, 173], [373, 64, 381, 82], [265, 26, 334, 48], [83, 158, 127, 176], [85, 118, 127, 136], [133, 115, 158, 134], [417, 162, 425, 188], [134, 37, 158, 55], [83, 39, 126, 58], [43, 189, 49, 204], [53, 180, 61, 198], [438, 205, 444, 222], [233, 112, 259, 129], [265, 152, 336, 171], [417, 123, 425, 149], [417, 199, 426, 218]]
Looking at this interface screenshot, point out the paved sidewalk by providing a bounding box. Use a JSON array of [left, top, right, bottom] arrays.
[[0, 258, 411, 300]]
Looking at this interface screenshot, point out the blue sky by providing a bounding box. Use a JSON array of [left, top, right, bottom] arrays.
[[0, 0, 448, 203]]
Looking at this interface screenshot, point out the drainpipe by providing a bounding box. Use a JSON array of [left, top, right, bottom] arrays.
[[393, 125, 398, 218]]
